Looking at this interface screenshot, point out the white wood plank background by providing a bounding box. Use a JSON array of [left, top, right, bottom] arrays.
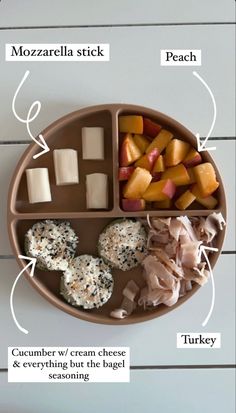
[[0, 0, 234, 27], [0, 369, 235, 413], [0, 5, 235, 408], [0, 254, 235, 367], [0, 25, 235, 142]]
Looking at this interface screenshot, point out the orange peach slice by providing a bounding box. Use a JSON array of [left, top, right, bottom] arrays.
[[191, 184, 218, 209], [119, 116, 143, 134], [122, 198, 146, 211], [183, 148, 202, 167], [175, 190, 196, 210], [133, 134, 150, 154], [123, 167, 152, 199], [145, 129, 173, 154], [152, 154, 165, 173], [135, 148, 159, 171], [153, 199, 172, 209], [165, 139, 190, 167], [187, 167, 196, 184], [143, 179, 176, 201], [161, 164, 190, 186], [120, 133, 142, 166], [193, 162, 219, 197], [143, 117, 162, 138]]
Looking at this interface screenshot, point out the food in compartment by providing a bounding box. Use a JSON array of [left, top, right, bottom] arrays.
[[118, 166, 135, 181], [53, 149, 79, 185], [60, 255, 113, 309], [175, 190, 196, 210], [110, 280, 139, 319], [133, 134, 150, 153], [161, 164, 190, 186], [193, 162, 219, 197], [86, 173, 108, 209], [143, 117, 162, 138], [121, 198, 146, 212], [123, 167, 152, 199], [82, 127, 104, 160], [145, 129, 173, 154], [26, 168, 52, 204], [135, 148, 159, 171], [191, 184, 218, 209], [119, 115, 143, 134], [118, 115, 220, 210], [25, 220, 79, 271], [119, 133, 142, 166], [98, 219, 147, 271], [183, 148, 202, 167], [152, 154, 165, 173], [165, 139, 190, 167], [138, 213, 226, 309], [143, 179, 176, 202]]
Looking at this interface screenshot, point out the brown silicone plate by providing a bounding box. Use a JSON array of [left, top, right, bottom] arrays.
[[7, 104, 226, 324]]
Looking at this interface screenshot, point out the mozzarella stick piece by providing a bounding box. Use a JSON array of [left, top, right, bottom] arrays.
[[26, 168, 52, 203], [86, 173, 108, 209], [82, 127, 104, 160], [53, 149, 79, 185]]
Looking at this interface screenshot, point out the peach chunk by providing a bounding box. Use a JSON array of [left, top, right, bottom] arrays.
[[133, 134, 150, 154], [120, 133, 142, 166], [143, 179, 176, 201], [119, 115, 143, 134], [153, 199, 172, 209], [135, 148, 159, 171], [165, 139, 190, 167], [145, 129, 173, 154], [123, 167, 152, 199], [143, 117, 162, 138], [193, 162, 219, 197], [161, 164, 190, 186], [191, 184, 218, 209], [187, 167, 196, 184], [118, 166, 135, 181], [175, 190, 196, 210], [183, 148, 202, 167], [122, 198, 146, 211], [152, 154, 165, 173], [195, 195, 218, 209]]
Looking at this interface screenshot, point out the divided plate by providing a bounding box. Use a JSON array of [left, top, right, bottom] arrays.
[[7, 104, 226, 324]]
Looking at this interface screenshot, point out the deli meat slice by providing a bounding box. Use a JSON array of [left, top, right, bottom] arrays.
[[110, 309, 128, 319], [110, 280, 139, 319], [140, 255, 180, 307], [180, 241, 202, 268], [138, 213, 225, 311]]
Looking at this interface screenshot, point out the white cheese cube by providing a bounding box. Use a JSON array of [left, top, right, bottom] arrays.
[[86, 173, 108, 209], [53, 149, 79, 185], [82, 127, 104, 160], [26, 168, 52, 203]]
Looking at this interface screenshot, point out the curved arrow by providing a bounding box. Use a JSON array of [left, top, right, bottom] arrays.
[[12, 70, 50, 159], [10, 255, 36, 335], [198, 245, 218, 327], [193, 71, 217, 152]]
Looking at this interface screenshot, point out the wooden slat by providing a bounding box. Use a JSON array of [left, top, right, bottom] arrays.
[[0, 0, 234, 27], [0, 25, 235, 141], [0, 369, 235, 412]]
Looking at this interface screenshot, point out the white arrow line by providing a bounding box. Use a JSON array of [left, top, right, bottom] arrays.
[[10, 255, 36, 335], [198, 245, 218, 327], [12, 70, 50, 159], [193, 71, 217, 152]]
